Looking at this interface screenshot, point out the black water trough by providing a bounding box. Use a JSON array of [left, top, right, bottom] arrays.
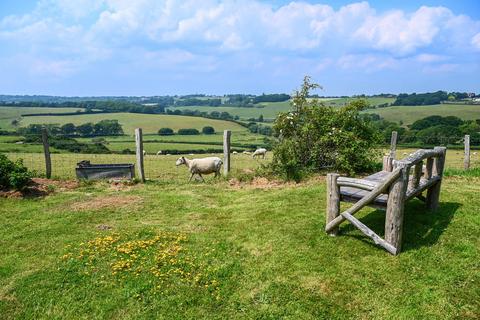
[[75, 161, 135, 180]]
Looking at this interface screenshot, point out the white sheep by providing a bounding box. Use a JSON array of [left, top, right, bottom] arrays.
[[232, 151, 238, 154], [252, 148, 267, 159], [243, 151, 252, 155], [175, 156, 223, 182], [156, 150, 162, 155], [143, 150, 147, 156]]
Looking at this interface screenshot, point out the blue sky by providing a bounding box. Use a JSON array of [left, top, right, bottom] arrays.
[[0, 1, 479, 96]]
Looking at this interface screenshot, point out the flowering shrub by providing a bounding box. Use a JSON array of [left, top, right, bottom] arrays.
[[0, 153, 33, 190], [270, 77, 380, 180]]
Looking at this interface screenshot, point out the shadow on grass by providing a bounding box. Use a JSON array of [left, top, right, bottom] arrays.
[[340, 200, 461, 253]]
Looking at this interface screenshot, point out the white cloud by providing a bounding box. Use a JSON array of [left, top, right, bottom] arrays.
[[415, 54, 449, 63], [472, 33, 480, 50], [0, 0, 479, 79]]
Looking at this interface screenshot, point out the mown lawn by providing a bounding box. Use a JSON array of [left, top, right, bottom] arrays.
[[0, 173, 478, 319]]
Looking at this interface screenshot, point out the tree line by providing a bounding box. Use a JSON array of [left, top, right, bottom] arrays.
[[392, 91, 474, 106], [18, 120, 124, 137]]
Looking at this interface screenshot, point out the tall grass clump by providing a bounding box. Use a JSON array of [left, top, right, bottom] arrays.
[[270, 76, 381, 181]]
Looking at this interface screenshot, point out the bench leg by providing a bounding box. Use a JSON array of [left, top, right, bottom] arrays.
[[326, 173, 340, 236], [385, 164, 409, 255], [426, 182, 441, 211]]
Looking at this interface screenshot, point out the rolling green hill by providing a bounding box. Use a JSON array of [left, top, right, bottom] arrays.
[[0, 106, 85, 130], [168, 97, 396, 121], [368, 104, 480, 125], [20, 113, 248, 134]]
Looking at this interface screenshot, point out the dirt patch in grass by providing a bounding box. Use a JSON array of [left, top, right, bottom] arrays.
[[0, 178, 79, 199], [228, 177, 296, 190], [70, 195, 143, 211], [33, 178, 79, 190], [108, 179, 138, 192]]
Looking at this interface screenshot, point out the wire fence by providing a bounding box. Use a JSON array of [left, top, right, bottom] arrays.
[[4, 132, 479, 181]]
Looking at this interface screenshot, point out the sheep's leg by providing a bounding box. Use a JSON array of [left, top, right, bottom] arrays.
[[198, 173, 205, 182], [189, 173, 194, 182]]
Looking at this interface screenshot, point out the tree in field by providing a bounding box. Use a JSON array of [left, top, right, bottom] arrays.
[[258, 115, 264, 122], [158, 128, 174, 136], [202, 126, 215, 134], [178, 128, 200, 135], [77, 123, 94, 136], [271, 76, 380, 180], [61, 123, 76, 135], [93, 120, 124, 136]]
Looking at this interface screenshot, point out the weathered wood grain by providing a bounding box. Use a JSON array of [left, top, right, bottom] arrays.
[[41, 128, 51, 179], [135, 128, 145, 183], [326, 173, 340, 236]]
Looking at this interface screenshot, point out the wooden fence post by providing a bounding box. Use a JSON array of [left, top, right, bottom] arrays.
[[464, 135, 470, 170], [41, 128, 52, 179], [384, 161, 409, 255], [426, 147, 447, 211], [135, 128, 145, 182], [390, 131, 398, 159], [382, 155, 394, 172], [326, 173, 340, 236], [223, 130, 231, 176]]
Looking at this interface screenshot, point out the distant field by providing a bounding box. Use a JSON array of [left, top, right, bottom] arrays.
[[168, 97, 395, 121], [324, 97, 395, 107], [20, 113, 248, 134], [168, 101, 292, 121], [369, 104, 480, 125], [83, 131, 266, 144], [0, 106, 85, 129]]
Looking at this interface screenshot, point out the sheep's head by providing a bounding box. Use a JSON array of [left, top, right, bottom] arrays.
[[175, 157, 186, 166]]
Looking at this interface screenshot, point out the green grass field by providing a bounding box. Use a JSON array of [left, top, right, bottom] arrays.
[[20, 113, 248, 135], [369, 104, 480, 125], [5, 148, 478, 181], [0, 107, 86, 130], [77, 131, 268, 148], [324, 97, 395, 107], [0, 153, 478, 318], [168, 97, 396, 121]]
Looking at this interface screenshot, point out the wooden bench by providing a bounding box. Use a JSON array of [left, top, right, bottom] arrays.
[[325, 147, 447, 255]]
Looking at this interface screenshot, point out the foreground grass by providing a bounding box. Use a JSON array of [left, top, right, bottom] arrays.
[[0, 175, 478, 319]]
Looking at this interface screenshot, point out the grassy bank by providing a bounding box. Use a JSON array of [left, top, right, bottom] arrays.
[[0, 173, 478, 319]]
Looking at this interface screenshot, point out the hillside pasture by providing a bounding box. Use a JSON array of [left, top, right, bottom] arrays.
[[20, 113, 248, 134], [369, 104, 480, 125], [0, 106, 86, 130], [168, 97, 395, 121], [77, 131, 268, 148]]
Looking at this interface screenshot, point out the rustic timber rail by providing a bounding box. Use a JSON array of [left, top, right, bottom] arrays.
[[325, 147, 447, 255]]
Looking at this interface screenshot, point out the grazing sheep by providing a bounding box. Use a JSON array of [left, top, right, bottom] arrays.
[[143, 150, 147, 156], [252, 148, 267, 159], [175, 156, 223, 182], [156, 151, 162, 155], [232, 151, 238, 154], [243, 151, 252, 155], [473, 152, 478, 156]]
